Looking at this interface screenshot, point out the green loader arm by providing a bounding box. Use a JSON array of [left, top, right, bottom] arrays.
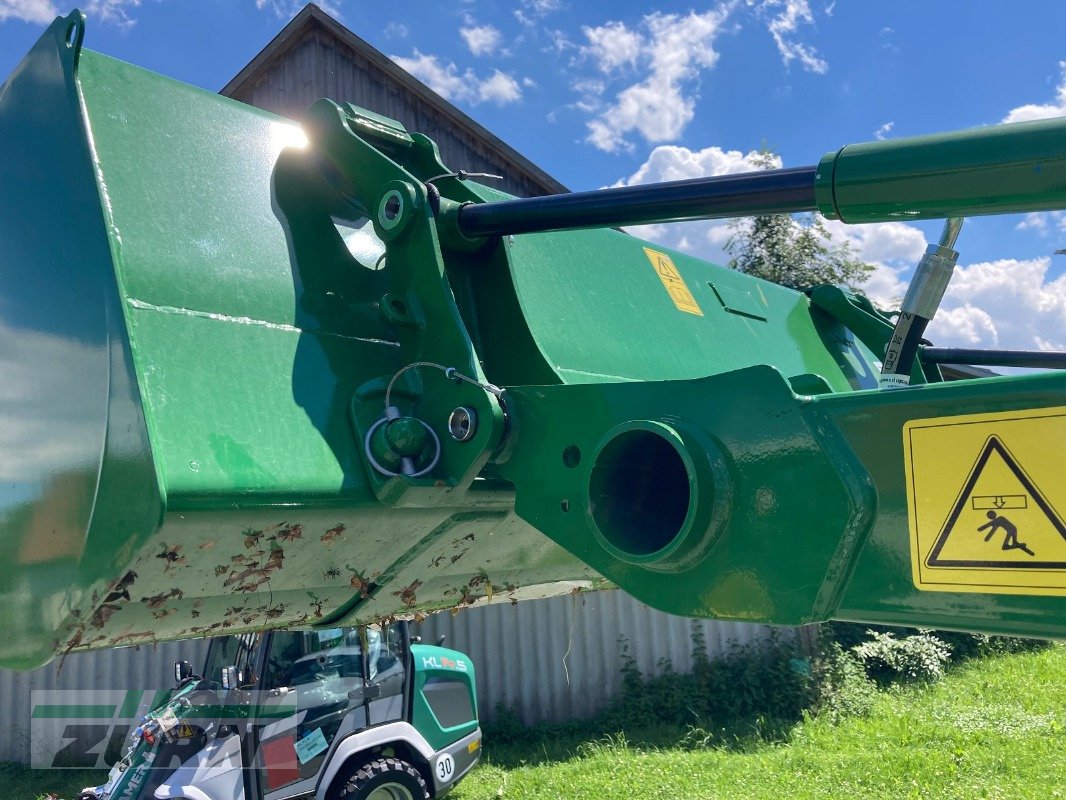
[[1, 11, 1065, 670]]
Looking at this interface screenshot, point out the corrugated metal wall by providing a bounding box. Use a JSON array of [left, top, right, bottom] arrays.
[[0, 638, 209, 763], [0, 594, 783, 763], [415, 590, 785, 725]]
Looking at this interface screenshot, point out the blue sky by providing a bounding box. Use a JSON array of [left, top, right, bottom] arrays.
[[3, 0, 1066, 352]]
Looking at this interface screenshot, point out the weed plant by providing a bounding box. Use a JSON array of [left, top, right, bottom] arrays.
[[484, 622, 1052, 753]]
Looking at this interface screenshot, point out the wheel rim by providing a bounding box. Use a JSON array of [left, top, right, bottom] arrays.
[[366, 782, 416, 800]]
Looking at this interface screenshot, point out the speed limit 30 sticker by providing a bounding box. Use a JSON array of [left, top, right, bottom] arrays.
[[434, 752, 455, 783]]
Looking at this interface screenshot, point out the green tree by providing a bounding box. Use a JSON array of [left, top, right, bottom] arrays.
[[724, 150, 875, 291]]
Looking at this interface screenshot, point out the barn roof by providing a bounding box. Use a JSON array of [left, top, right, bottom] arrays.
[[221, 3, 567, 195]]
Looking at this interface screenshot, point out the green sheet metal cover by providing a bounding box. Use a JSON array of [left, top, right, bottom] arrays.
[[0, 12, 162, 669]]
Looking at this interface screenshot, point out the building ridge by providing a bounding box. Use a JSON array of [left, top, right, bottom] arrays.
[[221, 3, 568, 196]]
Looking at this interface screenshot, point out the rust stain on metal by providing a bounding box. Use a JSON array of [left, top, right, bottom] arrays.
[[452, 533, 476, 548], [89, 603, 122, 629], [277, 523, 303, 542], [241, 528, 264, 549], [393, 579, 423, 608], [321, 523, 345, 546], [307, 592, 324, 619], [141, 588, 184, 609], [156, 544, 185, 570], [222, 542, 284, 593], [110, 630, 155, 648], [349, 575, 370, 598], [102, 570, 138, 603], [346, 565, 372, 598]]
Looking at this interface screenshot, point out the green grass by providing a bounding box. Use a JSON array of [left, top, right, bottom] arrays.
[[9, 648, 1064, 799], [0, 760, 105, 800], [454, 646, 1066, 800]]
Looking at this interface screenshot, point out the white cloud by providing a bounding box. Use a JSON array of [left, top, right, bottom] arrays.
[[383, 21, 408, 38], [256, 0, 342, 21], [460, 24, 502, 57], [1002, 62, 1066, 123], [569, 78, 605, 113], [84, 0, 141, 27], [928, 258, 1066, 351], [1017, 213, 1050, 233], [874, 121, 894, 140], [545, 27, 575, 54], [614, 143, 774, 186], [523, 0, 562, 15], [814, 224, 1066, 354], [582, 9, 730, 153], [0, 0, 57, 23], [1016, 210, 1066, 237], [862, 263, 908, 305], [824, 219, 927, 266], [391, 51, 522, 106], [0, 0, 141, 26], [611, 144, 777, 256], [582, 21, 643, 73], [478, 70, 521, 104], [757, 0, 828, 74], [821, 218, 928, 305]]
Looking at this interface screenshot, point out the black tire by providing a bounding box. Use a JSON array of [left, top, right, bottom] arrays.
[[335, 757, 430, 800]]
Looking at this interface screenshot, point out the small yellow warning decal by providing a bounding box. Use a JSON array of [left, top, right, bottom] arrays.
[[642, 248, 703, 316], [904, 406, 1066, 596]]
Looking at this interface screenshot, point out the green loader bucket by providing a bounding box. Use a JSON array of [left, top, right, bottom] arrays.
[[0, 12, 600, 669]]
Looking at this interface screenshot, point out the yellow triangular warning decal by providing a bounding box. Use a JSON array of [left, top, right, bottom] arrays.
[[927, 435, 1066, 569]]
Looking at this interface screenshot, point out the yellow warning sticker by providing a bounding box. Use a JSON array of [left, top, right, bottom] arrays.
[[904, 406, 1066, 596], [642, 248, 703, 316]]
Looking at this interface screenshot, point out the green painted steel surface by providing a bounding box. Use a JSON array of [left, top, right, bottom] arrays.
[[0, 13, 162, 670], [2, 13, 1066, 669], [815, 117, 1066, 223], [410, 643, 478, 751], [0, 14, 600, 669]]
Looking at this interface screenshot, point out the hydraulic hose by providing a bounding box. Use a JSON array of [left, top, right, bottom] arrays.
[[879, 218, 963, 388]]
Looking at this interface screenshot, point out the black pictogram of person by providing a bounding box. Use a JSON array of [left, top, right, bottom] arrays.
[[977, 510, 1035, 557]]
